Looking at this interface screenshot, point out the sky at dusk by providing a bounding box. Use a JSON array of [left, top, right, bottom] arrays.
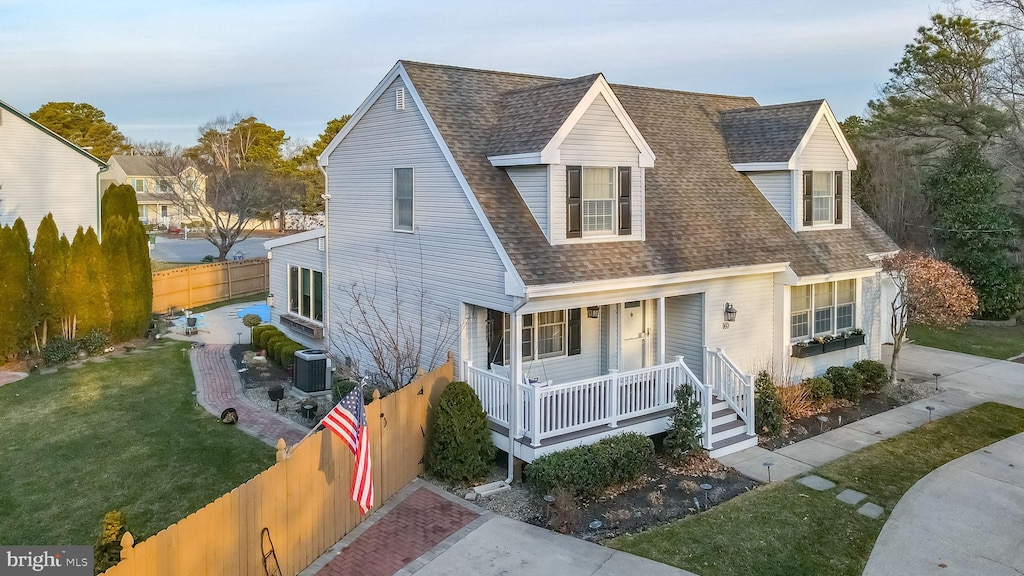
[[1, 0, 943, 149]]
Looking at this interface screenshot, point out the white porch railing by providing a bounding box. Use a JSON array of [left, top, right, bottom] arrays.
[[704, 347, 756, 436], [465, 357, 713, 448]]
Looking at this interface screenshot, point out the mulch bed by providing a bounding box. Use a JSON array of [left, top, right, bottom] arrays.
[[527, 453, 757, 541], [760, 392, 904, 450]]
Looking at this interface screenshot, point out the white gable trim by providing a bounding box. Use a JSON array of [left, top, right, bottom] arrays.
[[789, 101, 857, 170], [488, 151, 550, 167], [319, 62, 527, 297], [731, 162, 791, 172], [264, 227, 325, 250], [540, 75, 656, 168]]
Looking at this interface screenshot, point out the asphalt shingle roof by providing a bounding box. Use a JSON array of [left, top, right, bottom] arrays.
[[109, 154, 176, 176], [487, 73, 601, 157], [399, 62, 897, 286], [719, 100, 825, 164]]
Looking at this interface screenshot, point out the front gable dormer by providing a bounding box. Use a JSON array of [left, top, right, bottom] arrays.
[[722, 100, 857, 232], [488, 74, 654, 244]]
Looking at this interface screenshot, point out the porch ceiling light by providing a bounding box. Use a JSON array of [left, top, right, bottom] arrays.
[[724, 302, 737, 323], [587, 306, 600, 319]]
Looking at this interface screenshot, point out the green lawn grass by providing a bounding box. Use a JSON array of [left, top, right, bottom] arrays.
[[609, 403, 1024, 576], [909, 323, 1024, 360], [0, 344, 275, 545]]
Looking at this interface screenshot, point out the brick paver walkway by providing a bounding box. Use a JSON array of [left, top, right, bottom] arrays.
[[313, 487, 480, 576], [190, 344, 307, 446]]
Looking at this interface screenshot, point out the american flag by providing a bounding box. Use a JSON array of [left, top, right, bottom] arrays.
[[321, 387, 374, 514]]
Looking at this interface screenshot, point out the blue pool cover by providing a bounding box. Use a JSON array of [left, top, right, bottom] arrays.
[[237, 304, 271, 323]]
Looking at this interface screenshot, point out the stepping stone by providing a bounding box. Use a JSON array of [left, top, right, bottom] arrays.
[[836, 489, 867, 505], [40, 367, 58, 375], [66, 363, 85, 369], [87, 357, 110, 363], [798, 475, 836, 491], [858, 502, 884, 519]]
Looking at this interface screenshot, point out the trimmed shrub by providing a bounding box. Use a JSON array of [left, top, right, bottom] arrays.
[[824, 366, 865, 402], [79, 328, 110, 356], [754, 370, 783, 437], [853, 360, 888, 392], [42, 338, 77, 365], [526, 433, 654, 499], [258, 328, 282, 351], [664, 383, 702, 458], [251, 325, 275, 349], [279, 343, 304, 368], [805, 377, 833, 402], [427, 381, 495, 482], [265, 336, 287, 362], [94, 510, 127, 573], [242, 313, 262, 328], [332, 379, 358, 403]]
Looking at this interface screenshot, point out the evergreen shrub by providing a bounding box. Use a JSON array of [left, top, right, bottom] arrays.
[[824, 366, 865, 402], [427, 381, 495, 482], [526, 433, 654, 498], [853, 360, 888, 392], [754, 370, 783, 436]]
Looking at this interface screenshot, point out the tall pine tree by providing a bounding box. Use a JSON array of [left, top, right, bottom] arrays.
[[30, 214, 69, 348]]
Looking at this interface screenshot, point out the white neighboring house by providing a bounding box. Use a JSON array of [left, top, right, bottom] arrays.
[[267, 61, 900, 462], [0, 98, 107, 241], [102, 155, 207, 229]]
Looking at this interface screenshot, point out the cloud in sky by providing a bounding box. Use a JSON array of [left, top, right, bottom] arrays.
[[0, 0, 938, 146]]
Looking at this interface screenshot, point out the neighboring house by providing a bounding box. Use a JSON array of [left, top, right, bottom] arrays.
[[266, 61, 899, 462], [0, 98, 107, 242], [102, 155, 206, 228]]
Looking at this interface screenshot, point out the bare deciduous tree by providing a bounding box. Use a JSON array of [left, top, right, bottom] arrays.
[[334, 251, 461, 392]]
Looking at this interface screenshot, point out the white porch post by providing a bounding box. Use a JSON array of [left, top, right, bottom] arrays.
[[510, 312, 524, 440], [608, 369, 619, 428], [657, 297, 666, 365], [745, 373, 756, 436]]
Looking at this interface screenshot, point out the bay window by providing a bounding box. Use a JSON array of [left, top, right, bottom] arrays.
[[790, 279, 858, 341]]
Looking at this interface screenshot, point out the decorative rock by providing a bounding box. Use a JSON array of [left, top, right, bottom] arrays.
[[836, 489, 867, 505], [797, 475, 836, 491], [464, 491, 477, 501], [858, 502, 884, 519]]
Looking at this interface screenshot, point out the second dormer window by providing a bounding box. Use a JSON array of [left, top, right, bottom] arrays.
[[802, 170, 844, 227], [566, 166, 632, 238], [582, 168, 615, 234], [812, 172, 832, 224]]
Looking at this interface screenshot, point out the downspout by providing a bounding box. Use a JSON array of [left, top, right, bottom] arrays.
[[95, 164, 110, 242], [504, 296, 528, 486], [318, 163, 332, 358]]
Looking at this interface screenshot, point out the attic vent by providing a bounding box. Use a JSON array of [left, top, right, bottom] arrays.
[[396, 88, 406, 111]]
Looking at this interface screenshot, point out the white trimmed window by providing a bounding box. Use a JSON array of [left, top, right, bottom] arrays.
[[288, 266, 324, 322], [393, 167, 414, 232], [133, 178, 147, 193], [581, 167, 615, 235], [501, 311, 566, 361], [812, 172, 832, 224], [791, 280, 858, 341]]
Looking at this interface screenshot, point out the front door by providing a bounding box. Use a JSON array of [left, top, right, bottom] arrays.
[[620, 300, 647, 372]]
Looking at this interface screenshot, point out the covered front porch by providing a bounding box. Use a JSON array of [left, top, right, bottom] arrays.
[[463, 295, 761, 462]]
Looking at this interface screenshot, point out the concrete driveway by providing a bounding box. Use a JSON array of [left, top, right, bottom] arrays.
[[150, 236, 268, 262], [861, 344, 1024, 575]]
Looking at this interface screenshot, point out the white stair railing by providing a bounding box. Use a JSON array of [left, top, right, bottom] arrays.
[[675, 356, 714, 449], [464, 361, 511, 428], [703, 347, 756, 436]]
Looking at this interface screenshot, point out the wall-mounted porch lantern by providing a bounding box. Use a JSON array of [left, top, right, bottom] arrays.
[[587, 306, 600, 319], [724, 302, 737, 323], [267, 294, 275, 308]]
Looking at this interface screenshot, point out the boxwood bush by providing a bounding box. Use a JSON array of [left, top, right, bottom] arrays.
[[258, 328, 283, 351], [805, 376, 833, 402], [853, 360, 888, 392], [526, 432, 654, 499], [427, 381, 495, 482], [251, 325, 276, 349], [824, 366, 865, 402]]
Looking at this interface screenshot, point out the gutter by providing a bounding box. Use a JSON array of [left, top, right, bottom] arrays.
[[318, 162, 333, 360]]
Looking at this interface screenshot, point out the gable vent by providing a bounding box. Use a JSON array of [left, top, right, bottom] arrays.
[[396, 88, 406, 111]]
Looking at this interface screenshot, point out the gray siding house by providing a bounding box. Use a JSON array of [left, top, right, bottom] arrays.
[[266, 61, 899, 462]]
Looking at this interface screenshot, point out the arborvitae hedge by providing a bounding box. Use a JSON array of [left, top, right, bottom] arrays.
[[31, 214, 68, 345], [427, 381, 495, 482], [67, 226, 111, 334], [102, 187, 152, 341]]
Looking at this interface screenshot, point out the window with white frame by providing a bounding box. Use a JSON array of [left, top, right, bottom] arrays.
[[393, 167, 414, 232], [501, 311, 566, 361], [582, 167, 615, 234], [502, 314, 534, 363], [133, 178, 147, 193], [812, 172, 832, 224], [288, 265, 324, 322], [791, 280, 858, 341]]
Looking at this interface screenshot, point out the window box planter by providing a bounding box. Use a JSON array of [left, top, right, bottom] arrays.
[[791, 343, 824, 358], [844, 333, 866, 348], [822, 338, 846, 353]]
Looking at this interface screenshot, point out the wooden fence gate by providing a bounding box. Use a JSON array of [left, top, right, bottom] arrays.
[[102, 358, 453, 576]]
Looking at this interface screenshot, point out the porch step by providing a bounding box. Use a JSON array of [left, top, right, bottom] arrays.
[[710, 419, 747, 443], [708, 433, 759, 459], [711, 408, 738, 427], [710, 400, 729, 413]]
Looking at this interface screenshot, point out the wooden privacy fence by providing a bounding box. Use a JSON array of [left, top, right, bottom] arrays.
[[152, 258, 269, 312], [102, 358, 454, 576]]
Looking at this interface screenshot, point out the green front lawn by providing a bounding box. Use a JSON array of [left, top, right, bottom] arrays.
[[909, 323, 1024, 360], [609, 403, 1024, 576], [0, 344, 275, 545]]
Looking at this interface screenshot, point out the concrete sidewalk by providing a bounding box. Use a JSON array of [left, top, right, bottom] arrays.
[[863, 432, 1024, 575]]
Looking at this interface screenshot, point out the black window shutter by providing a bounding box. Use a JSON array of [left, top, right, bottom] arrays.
[[834, 171, 844, 224], [802, 171, 814, 226], [566, 166, 582, 238], [617, 167, 632, 235], [567, 308, 582, 356], [486, 309, 504, 366]]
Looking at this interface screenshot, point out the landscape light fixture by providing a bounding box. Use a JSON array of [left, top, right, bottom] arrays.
[[763, 461, 774, 483], [587, 306, 600, 319], [933, 372, 941, 392], [700, 483, 713, 509], [724, 302, 737, 323]]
